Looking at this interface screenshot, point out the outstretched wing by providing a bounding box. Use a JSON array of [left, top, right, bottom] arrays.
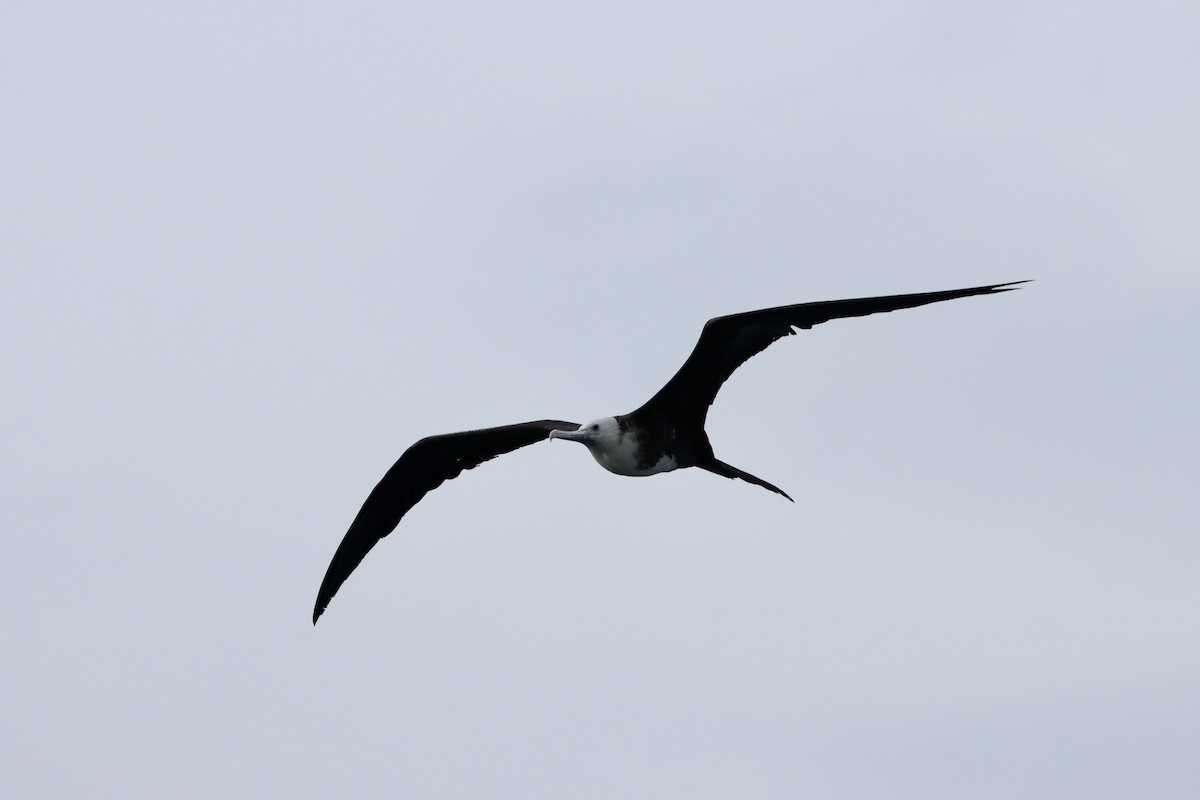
[[313, 419, 579, 623], [634, 281, 1027, 427]]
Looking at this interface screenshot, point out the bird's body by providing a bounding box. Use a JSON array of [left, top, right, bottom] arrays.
[[313, 281, 1026, 623], [558, 416, 681, 477]]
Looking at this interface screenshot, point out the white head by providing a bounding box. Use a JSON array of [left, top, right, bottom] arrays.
[[549, 416, 665, 476], [548, 417, 623, 452]]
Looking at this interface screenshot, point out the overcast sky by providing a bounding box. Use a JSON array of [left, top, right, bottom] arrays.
[[3, 1, 1198, 797]]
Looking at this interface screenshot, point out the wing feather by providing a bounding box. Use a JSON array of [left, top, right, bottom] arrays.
[[313, 419, 579, 623], [634, 281, 1027, 427]]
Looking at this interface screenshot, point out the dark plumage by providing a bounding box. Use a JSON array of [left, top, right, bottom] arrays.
[[314, 281, 1026, 623], [313, 421, 578, 623]]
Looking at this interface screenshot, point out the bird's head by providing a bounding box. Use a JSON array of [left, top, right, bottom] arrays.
[[548, 417, 622, 451]]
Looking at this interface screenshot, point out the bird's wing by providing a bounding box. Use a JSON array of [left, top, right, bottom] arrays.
[[634, 281, 1027, 427], [313, 419, 579, 623]]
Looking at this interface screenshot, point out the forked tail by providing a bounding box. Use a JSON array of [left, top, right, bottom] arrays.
[[699, 458, 794, 502]]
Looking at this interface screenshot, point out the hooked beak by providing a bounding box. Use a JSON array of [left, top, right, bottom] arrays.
[[549, 427, 588, 443]]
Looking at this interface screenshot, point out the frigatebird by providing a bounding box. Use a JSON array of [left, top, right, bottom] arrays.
[[313, 281, 1025, 622]]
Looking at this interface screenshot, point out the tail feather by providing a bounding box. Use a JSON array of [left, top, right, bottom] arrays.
[[699, 458, 794, 502]]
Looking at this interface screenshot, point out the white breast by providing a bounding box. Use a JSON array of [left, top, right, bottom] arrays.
[[590, 432, 679, 477]]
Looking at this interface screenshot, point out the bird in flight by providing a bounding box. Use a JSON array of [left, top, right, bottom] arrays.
[[313, 281, 1026, 622]]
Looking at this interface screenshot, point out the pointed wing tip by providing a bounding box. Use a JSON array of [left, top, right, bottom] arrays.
[[988, 279, 1032, 292], [313, 593, 332, 625]]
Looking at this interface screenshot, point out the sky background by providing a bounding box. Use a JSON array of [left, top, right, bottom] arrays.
[[3, 1, 1198, 797]]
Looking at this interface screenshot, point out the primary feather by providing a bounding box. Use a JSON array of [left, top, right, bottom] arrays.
[[312, 420, 578, 623]]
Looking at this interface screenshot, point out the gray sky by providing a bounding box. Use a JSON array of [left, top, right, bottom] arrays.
[[4, 1, 1197, 797]]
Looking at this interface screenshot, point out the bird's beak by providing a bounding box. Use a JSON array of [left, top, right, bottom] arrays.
[[549, 428, 586, 442]]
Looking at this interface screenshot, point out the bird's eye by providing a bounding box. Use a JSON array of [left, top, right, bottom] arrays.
[[591, 424, 600, 431]]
